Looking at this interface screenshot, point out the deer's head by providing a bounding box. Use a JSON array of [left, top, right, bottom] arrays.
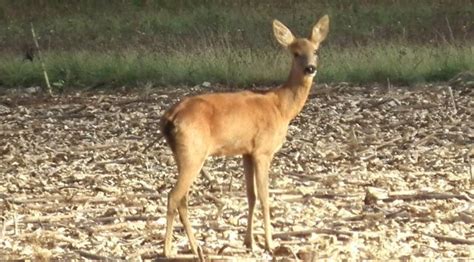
[[273, 15, 329, 77]]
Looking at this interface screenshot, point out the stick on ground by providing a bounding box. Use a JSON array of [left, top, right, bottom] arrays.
[[425, 233, 474, 245], [30, 22, 52, 96]]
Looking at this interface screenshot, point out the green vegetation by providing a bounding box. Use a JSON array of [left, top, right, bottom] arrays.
[[2, 44, 471, 88], [0, 0, 473, 88]]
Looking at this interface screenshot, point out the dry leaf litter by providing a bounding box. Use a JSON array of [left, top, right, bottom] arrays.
[[0, 83, 473, 261]]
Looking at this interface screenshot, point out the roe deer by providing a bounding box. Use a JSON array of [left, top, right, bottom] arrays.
[[161, 15, 329, 256]]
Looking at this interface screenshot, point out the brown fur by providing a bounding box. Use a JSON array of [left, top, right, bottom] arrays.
[[161, 15, 330, 257]]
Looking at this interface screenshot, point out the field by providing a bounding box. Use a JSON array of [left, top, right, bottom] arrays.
[[0, 0, 473, 261], [1, 82, 472, 260]]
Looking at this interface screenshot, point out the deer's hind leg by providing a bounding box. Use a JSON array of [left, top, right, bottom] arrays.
[[163, 134, 208, 257]]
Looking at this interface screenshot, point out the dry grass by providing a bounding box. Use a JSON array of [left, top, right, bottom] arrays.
[[0, 83, 472, 260]]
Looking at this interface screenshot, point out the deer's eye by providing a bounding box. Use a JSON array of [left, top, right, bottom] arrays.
[[293, 52, 300, 57], [313, 50, 318, 55]]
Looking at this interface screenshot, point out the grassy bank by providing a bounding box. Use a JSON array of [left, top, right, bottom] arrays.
[[1, 44, 472, 89], [2, 0, 473, 51], [0, 0, 473, 88]]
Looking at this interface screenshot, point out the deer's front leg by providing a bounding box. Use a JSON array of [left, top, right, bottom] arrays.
[[253, 153, 273, 252], [243, 154, 256, 250]]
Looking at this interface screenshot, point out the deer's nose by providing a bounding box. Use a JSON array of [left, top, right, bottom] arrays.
[[304, 65, 316, 75]]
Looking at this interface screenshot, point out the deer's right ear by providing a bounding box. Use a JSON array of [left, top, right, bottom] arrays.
[[310, 15, 330, 44], [273, 19, 295, 48]]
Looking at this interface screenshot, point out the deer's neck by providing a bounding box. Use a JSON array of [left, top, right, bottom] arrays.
[[275, 64, 314, 121]]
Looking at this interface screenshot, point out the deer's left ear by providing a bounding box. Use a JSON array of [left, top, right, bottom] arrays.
[[273, 19, 295, 48], [310, 15, 329, 44]]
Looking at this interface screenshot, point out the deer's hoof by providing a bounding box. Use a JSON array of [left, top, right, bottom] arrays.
[[264, 241, 274, 254], [163, 247, 176, 258], [244, 236, 255, 251]]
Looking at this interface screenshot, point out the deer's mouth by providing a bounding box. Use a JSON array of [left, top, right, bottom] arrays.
[[309, 70, 317, 77]]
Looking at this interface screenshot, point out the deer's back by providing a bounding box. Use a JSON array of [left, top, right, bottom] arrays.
[[161, 90, 288, 156]]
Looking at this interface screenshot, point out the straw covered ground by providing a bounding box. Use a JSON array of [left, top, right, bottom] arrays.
[[0, 83, 473, 261]]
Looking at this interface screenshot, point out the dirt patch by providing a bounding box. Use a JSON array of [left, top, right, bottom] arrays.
[[0, 84, 472, 260]]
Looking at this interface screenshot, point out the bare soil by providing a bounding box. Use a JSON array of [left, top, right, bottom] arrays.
[[0, 84, 472, 261]]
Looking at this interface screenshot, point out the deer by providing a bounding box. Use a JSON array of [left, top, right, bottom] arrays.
[[161, 15, 329, 257]]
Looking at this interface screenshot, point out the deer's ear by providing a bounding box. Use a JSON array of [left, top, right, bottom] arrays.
[[273, 19, 295, 48], [310, 15, 329, 44]]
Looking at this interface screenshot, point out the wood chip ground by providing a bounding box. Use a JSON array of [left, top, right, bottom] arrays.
[[0, 84, 472, 261]]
